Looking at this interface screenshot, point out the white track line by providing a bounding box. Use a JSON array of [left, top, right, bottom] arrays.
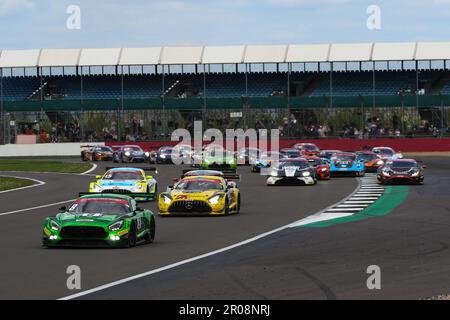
[[344, 201, 375, 204], [337, 204, 369, 208], [81, 164, 98, 175], [0, 199, 76, 217], [0, 175, 45, 194], [326, 208, 365, 212], [1, 170, 97, 177]]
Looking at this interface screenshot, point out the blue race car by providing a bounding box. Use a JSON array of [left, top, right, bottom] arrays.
[[251, 151, 280, 173], [84, 167, 158, 202], [327, 152, 365, 177]]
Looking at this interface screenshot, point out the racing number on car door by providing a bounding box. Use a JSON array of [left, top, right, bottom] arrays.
[[136, 217, 143, 231]]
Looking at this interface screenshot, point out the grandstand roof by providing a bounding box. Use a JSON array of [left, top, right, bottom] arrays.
[[1, 42, 450, 68]]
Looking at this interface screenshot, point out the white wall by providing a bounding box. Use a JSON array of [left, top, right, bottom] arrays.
[[0, 143, 105, 157]]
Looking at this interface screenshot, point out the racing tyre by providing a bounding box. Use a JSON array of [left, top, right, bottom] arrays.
[[236, 194, 241, 214], [144, 217, 156, 244], [126, 223, 137, 248], [224, 197, 230, 215]]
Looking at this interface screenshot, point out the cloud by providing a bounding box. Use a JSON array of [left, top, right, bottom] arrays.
[[0, 0, 34, 15]]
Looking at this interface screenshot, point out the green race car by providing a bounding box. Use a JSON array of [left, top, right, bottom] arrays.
[[201, 149, 237, 170], [42, 194, 156, 248]]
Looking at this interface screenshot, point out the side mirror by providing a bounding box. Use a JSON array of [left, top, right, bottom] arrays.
[[422, 165, 427, 169], [58, 206, 67, 212], [96, 175, 102, 179], [168, 185, 174, 189]]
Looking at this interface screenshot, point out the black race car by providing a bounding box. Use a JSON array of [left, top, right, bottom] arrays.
[[154, 146, 174, 164], [266, 158, 316, 186], [113, 145, 150, 163], [377, 159, 425, 185]]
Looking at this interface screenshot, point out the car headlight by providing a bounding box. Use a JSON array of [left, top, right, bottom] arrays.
[[109, 220, 124, 231], [270, 170, 279, 177], [160, 154, 166, 159], [376, 160, 384, 165], [320, 168, 327, 172], [50, 220, 60, 231], [204, 159, 210, 164], [228, 158, 235, 164], [382, 170, 391, 176], [302, 171, 311, 177], [162, 194, 172, 204], [208, 194, 224, 205], [125, 151, 131, 157], [145, 152, 150, 157], [411, 171, 420, 177]]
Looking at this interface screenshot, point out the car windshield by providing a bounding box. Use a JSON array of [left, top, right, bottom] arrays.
[[302, 145, 319, 151], [68, 198, 131, 214], [390, 161, 418, 169], [207, 150, 234, 157], [239, 148, 259, 155], [124, 146, 142, 152], [96, 147, 112, 152], [334, 155, 356, 162], [260, 152, 279, 159], [281, 150, 300, 157], [306, 158, 325, 166], [174, 179, 224, 191], [320, 151, 340, 158], [357, 153, 377, 161], [277, 161, 309, 169], [160, 148, 173, 154], [103, 171, 143, 180], [374, 148, 394, 156]]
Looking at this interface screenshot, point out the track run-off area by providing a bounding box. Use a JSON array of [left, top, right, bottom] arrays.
[[0, 157, 448, 299]]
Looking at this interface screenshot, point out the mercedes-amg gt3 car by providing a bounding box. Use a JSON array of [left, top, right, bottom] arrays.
[[42, 194, 156, 248], [158, 175, 240, 216]]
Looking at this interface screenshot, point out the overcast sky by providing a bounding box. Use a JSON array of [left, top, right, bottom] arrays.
[[0, 0, 449, 49]]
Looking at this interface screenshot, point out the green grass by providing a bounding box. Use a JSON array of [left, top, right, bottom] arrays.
[[0, 176, 36, 191], [0, 159, 92, 174]]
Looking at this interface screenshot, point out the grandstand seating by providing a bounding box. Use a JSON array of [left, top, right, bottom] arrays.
[[1, 70, 449, 101], [2, 76, 41, 101]]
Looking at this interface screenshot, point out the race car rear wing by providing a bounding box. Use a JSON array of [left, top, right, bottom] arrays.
[[181, 169, 240, 180], [105, 167, 158, 173], [79, 192, 156, 199]]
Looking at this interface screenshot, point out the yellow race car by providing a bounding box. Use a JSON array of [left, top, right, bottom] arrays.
[[158, 174, 240, 216]]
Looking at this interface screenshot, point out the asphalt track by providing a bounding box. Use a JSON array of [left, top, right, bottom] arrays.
[[0, 157, 448, 299]]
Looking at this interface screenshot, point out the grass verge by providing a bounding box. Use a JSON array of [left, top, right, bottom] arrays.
[[0, 159, 92, 174], [0, 176, 36, 192]]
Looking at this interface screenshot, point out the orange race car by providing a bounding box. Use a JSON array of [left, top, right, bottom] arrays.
[[81, 145, 114, 161], [355, 151, 385, 173], [302, 155, 330, 180]]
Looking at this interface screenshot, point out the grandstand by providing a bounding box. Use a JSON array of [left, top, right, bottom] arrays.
[[0, 42, 449, 142]]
